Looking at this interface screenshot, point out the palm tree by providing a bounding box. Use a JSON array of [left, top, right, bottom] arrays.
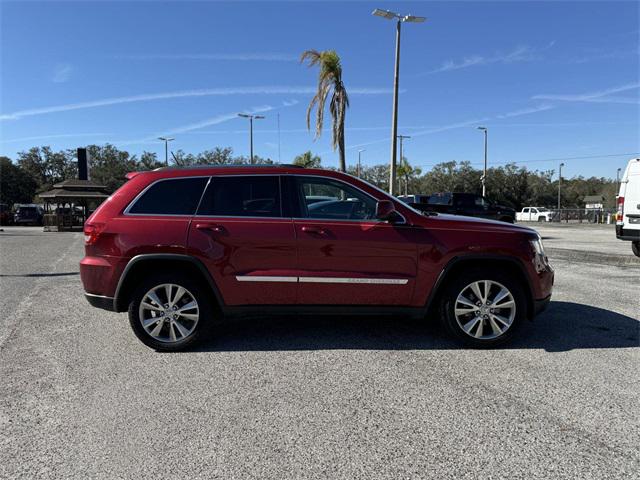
[[293, 151, 322, 168], [300, 50, 349, 172]]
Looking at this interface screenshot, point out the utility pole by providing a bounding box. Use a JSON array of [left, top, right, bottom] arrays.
[[158, 137, 174, 166], [372, 8, 425, 195], [277, 113, 281, 163], [616, 167, 622, 191], [397, 134, 411, 195], [477, 127, 488, 196], [558, 162, 565, 213], [238, 113, 265, 164], [357, 149, 365, 177]]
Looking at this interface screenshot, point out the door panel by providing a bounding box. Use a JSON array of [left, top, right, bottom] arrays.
[[188, 217, 297, 305], [187, 175, 297, 305], [290, 175, 417, 306], [294, 220, 417, 305]]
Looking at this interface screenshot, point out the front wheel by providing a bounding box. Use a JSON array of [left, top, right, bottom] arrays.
[[632, 241, 640, 258], [439, 269, 526, 348], [128, 273, 212, 351]]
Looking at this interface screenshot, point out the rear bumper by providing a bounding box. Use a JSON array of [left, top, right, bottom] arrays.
[[85, 293, 116, 311], [616, 225, 640, 241]]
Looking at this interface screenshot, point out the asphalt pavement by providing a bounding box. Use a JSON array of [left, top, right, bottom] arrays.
[[0, 225, 638, 479]]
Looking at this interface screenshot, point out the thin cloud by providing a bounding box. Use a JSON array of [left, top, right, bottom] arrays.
[[532, 82, 640, 105], [0, 86, 394, 121], [424, 42, 555, 75], [496, 104, 555, 119], [117, 53, 298, 62], [0, 132, 110, 144], [569, 48, 639, 64], [52, 63, 73, 83]]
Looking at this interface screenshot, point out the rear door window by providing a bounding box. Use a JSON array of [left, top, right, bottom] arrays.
[[128, 177, 209, 215], [197, 175, 282, 217]]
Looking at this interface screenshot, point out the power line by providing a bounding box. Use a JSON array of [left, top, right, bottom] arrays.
[[413, 152, 640, 169]]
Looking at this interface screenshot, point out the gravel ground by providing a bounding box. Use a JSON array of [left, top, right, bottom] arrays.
[[0, 226, 638, 479]]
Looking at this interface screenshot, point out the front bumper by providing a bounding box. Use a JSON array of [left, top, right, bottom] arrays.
[[85, 293, 116, 312], [534, 294, 551, 316], [616, 225, 640, 241]]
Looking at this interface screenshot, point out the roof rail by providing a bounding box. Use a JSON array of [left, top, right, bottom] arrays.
[[153, 163, 304, 171]]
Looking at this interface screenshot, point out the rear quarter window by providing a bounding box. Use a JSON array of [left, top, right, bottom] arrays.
[[127, 177, 209, 215]]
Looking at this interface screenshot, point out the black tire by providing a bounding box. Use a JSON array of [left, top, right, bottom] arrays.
[[439, 268, 526, 348], [632, 241, 640, 258], [538, 216, 545, 222], [128, 272, 213, 351], [499, 216, 514, 224]]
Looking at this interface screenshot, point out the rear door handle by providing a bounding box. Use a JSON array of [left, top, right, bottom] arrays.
[[301, 225, 326, 234], [195, 223, 225, 233]]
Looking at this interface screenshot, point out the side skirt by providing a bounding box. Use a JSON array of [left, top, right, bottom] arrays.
[[221, 305, 427, 320]]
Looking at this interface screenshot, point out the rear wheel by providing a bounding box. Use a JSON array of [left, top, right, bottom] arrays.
[[128, 273, 212, 351], [439, 269, 526, 348], [632, 241, 640, 258]]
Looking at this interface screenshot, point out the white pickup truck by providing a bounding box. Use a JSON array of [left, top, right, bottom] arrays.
[[516, 207, 554, 222]]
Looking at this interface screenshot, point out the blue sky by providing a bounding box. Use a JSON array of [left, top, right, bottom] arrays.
[[0, 0, 638, 179]]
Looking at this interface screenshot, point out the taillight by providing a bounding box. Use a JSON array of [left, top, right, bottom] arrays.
[[616, 196, 625, 224], [84, 222, 105, 245]]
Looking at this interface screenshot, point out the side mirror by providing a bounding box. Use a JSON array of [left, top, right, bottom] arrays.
[[375, 200, 400, 222]]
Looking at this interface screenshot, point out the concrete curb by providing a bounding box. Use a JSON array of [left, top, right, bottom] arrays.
[[547, 247, 640, 267]]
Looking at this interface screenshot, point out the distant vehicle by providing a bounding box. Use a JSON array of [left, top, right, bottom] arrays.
[[398, 194, 430, 205], [13, 204, 43, 226], [0, 203, 12, 225], [516, 207, 555, 222], [406, 192, 516, 223], [616, 158, 640, 257]]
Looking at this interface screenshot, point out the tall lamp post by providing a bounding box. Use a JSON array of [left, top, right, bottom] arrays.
[[397, 134, 411, 195], [357, 149, 365, 177], [372, 8, 425, 195], [558, 162, 565, 214], [238, 113, 265, 164], [477, 127, 488, 196], [158, 136, 174, 166]]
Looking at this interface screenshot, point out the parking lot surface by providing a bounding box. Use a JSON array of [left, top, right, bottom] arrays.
[[1, 225, 638, 479]]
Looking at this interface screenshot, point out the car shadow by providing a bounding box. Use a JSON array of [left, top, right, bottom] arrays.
[[190, 301, 638, 353], [0, 272, 79, 278]]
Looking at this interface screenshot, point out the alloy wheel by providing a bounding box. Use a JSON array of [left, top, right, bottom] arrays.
[[454, 280, 516, 340], [138, 283, 199, 343]]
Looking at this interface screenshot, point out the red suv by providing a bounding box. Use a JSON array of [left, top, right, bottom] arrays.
[[81, 165, 553, 351]]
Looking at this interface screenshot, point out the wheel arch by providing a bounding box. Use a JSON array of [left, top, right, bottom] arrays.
[[425, 255, 535, 320], [114, 254, 224, 312]]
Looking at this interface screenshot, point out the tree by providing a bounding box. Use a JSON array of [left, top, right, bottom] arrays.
[[396, 156, 422, 196], [293, 151, 322, 168], [139, 151, 163, 170], [300, 49, 349, 172], [16, 146, 76, 191], [86, 144, 138, 192], [0, 157, 38, 206]]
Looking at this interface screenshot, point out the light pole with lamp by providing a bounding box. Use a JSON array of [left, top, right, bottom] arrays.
[[617, 167, 622, 191], [158, 137, 174, 166], [238, 113, 265, 164], [372, 8, 425, 195], [477, 127, 488, 196]]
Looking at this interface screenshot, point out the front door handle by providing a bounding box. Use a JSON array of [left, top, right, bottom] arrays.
[[195, 223, 225, 233], [301, 225, 326, 234]]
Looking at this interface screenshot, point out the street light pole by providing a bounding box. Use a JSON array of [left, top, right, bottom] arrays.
[[372, 8, 425, 195], [617, 167, 622, 191], [558, 162, 565, 212], [397, 134, 411, 195], [158, 137, 174, 166], [477, 127, 488, 196], [357, 149, 365, 177], [238, 113, 265, 164]]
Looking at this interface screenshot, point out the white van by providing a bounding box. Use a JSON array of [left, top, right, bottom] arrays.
[[616, 158, 640, 257]]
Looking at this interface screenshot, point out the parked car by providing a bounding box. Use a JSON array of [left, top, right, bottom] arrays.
[[0, 203, 12, 226], [403, 192, 516, 223], [398, 194, 430, 205], [516, 207, 555, 222], [616, 157, 640, 257], [13, 204, 44, 226], [81, 165, 553, 351]]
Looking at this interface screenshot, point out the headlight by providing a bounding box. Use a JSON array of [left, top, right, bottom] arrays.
[[530, 237, 545, 256]]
